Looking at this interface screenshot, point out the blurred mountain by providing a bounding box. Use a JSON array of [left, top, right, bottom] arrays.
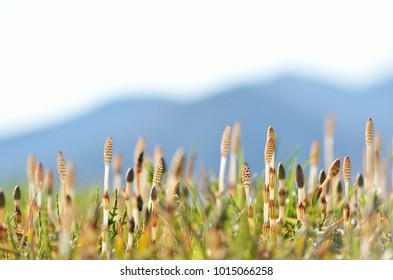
[[0, 75, 392, 189]]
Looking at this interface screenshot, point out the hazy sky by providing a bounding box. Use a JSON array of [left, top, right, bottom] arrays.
[[1, 0, 393, 137]]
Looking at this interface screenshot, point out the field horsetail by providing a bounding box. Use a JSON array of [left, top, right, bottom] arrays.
[[263, 135, 275, 238], [343, 156, 351, 226], [0, 117, 392, 260], [219, 125, 231, 196], [150, 158, 164, 243], [102, 136, 113, 257]]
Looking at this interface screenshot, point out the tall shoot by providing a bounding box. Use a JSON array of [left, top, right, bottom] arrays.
[[318, 159, 341, 193], [308, 140, 320, 194], [134, 137, 145, 227], [324, 115, 335, 171], [66, 162, 76, 202], [166, 149, 185, 203], [241, 163, 253, 232], [35, 162, 44, 210], [268, 168, 277, 240], [267, 126, 277, 168], [151, 159, 163, 243], [319, 170, 327, 216], [374, 134, 381, 195], [102, 136, 113, 257], [277, 163, 286, 223], [122, 168, 135, 252], [355, 174, 363, 218], [324, 115, 336, 210], [365, 118, 374, 213], [219, 125, 231, 196], [104, 137, 113, 194], [263, 136, 274, 236], [57, 151, 67, 213], [228, 122, 241, 196], [296, 164, 305, 223], [13, 186, 22, 228], [343, 156, 351, 228], [27, 154, 36, 204]]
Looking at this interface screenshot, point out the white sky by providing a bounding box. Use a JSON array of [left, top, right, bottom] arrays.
[[1, 0, 393, 137]]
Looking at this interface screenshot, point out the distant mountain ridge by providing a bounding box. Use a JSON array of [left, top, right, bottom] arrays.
[[0, 75, 392, 188]]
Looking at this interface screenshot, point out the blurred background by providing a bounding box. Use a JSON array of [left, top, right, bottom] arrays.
[[0, 0, 393, 188]]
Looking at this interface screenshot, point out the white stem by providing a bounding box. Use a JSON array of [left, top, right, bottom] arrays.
[[264, 203, 268, 223], [132, 207, 140, 229], [103, 209, 109, 228], [102, 164, 110, 257], [60, 181, 67, 214], [366, 144, 373, 190], [301, 188, 306, 205], [366, 143, 374, 213], [244, 187, 250, 207], [29, 182, 35, 204], [113, 174, 121, 193], [269, 189, 274, 201], [228, 151, 237, 187], [345, 181, 349, 203], [279, 180, 284, 191], [324, 136, 334, 170], [298, 189, 303, 206], [37, 188, 42, 209], [308, 165, 318, 194], [126, 198, 132, 219], [104, 165, 110, 193], [126, 232, 133, 252], [59, 230, 70, 259], [374, 168, 379, 193], [218, 157, 227, 194], [264, 164, 269, 186]]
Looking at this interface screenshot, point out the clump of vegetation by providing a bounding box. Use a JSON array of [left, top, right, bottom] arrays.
[[0, 117, 392, 260]]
